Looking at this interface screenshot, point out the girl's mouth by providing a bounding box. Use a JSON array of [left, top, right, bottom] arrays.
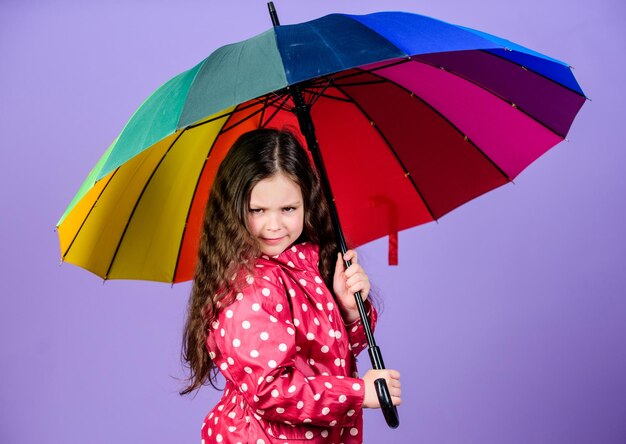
[[261, 236, 285, 245]]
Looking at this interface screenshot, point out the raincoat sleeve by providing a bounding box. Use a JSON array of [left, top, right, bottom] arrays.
[[344, 299, 378, 358], [210, 273, 365, 428]]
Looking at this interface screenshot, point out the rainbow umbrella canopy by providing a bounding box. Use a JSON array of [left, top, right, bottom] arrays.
[[57, 10, 586, 284]]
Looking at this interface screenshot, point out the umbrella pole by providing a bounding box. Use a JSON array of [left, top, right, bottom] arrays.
[[291, 84, 400, 429]]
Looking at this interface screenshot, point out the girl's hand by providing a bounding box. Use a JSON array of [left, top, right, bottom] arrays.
[[333, 250, 370, 324], [362, 369, 402, 408]]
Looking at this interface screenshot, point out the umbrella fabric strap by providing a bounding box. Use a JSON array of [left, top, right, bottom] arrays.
[[388, 232, 398, 266]]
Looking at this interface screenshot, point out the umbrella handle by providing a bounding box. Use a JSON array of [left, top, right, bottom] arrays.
[[369, 345, 400, 429]]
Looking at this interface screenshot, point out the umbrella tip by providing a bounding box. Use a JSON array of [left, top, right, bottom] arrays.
[[267, 2, 280, 26]]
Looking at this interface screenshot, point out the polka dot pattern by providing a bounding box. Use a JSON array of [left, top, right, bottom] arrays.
[[201, 242, 377, 443]]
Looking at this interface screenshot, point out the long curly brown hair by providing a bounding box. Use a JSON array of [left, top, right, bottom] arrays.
[[180, 128, 338, 395]]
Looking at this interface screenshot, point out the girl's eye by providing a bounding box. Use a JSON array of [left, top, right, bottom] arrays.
[[283, 207, 296, 213], [249, 208, 263, 214]]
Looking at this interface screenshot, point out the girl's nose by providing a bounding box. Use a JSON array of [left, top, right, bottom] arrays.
[[266, 213, 281, 231]]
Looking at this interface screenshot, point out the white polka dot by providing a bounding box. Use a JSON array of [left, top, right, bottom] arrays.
[[289, 288, 296, 297], [287, 327, 295, 335], [288, 385, 297, 393], [329, 420, 337, 426], [269, 315, 277, 323], [304, 419, 312, 424], [276, 407, 285, 413], [309, 358, 315, 365], [329, 329, 335, 337], [252, 303, 261, 312], [232, 338, 241, 347], [207, 428, 212, 436], [261, 288, 270, 296], [293, 318, 300, 327], [276, 304, 283, 312], [313, 393, 321, 401], [257, 438, 265, 444], [228, 426, 236, 432], [352, 383, 361, 391], [315, 302, 323, 310], [299, 279, 307, 286], [242, 320, 251, 329], [227, 357, 234, 365], [278, 343, 287, 352], [236, 292, 243, 301], [316, 287, 323, 295], [325, 382, 333, 389], [334, 358, 341, 366], [313, 317, 320, 326], [335, 331, 342, 339], [220, 362, 228, 370], [263, 276, 270, 281], [322, 407, 330, 415], [244, 366, 253, 374], [241, 383, 248, 391], [209, 351, 216, 359], [220, 328, 225, 337], [314, 275, 322, 284], [228, 411, 236, 419], [347, 409, 355, 416], [305, 431, 314, 439], [266, 375, 274, 383], [338, 394, 347, 403], [254, 395, 260, 402], [297, 401, 304, 409], [260, 332, 269, 340], [246, 275, 254, 284], [268, 360, 277, 368], [226, 310, 233, 318], [327, 302, 334, 310], [321, 345, 329, 353], [211, 321, 219, 330], [306, 332, 315, 340], [350, 427, 358, 436], [321, 430, 329, 438], [287, 261, 295, 268], [352, 325, 359, 332], [216, 434, 223, 442], [271, 389, 279, 397], [291, 246, 297, 252], [299, 252, 306, 259], [341, 359, 345, 367], [301, 303, 308, 312], [250, 350, 259, 358]]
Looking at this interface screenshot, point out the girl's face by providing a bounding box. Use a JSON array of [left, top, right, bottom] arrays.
[[247, 173, 304, 256]]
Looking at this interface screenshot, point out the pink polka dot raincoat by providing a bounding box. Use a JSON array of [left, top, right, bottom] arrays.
[[202, 242, 377, 443]]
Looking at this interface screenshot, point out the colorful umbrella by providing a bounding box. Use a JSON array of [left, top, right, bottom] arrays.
[[57, 4, 585, 428]]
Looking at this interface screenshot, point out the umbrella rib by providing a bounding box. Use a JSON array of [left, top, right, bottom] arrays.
[[360, 66, 513, 183], [61, 169, 120, 262], [481, 49, 586, 98], [221, 94, 288, 134], [104, 129, 188, 280], [185, 99, 273, 131], [332, 83, 439, 222], [170, 109, 244, 283], [259, 94, 292, 128], [308, 92, 352, 103]]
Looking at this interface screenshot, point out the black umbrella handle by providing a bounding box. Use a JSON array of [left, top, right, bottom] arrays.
[[291, 84, 399, 429], [369, 345, 400, 428]]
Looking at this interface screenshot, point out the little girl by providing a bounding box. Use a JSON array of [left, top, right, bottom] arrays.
[[182, 129, 401, 443]]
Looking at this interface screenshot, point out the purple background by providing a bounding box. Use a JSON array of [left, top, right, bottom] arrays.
[[1, 0, 625, 443]]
